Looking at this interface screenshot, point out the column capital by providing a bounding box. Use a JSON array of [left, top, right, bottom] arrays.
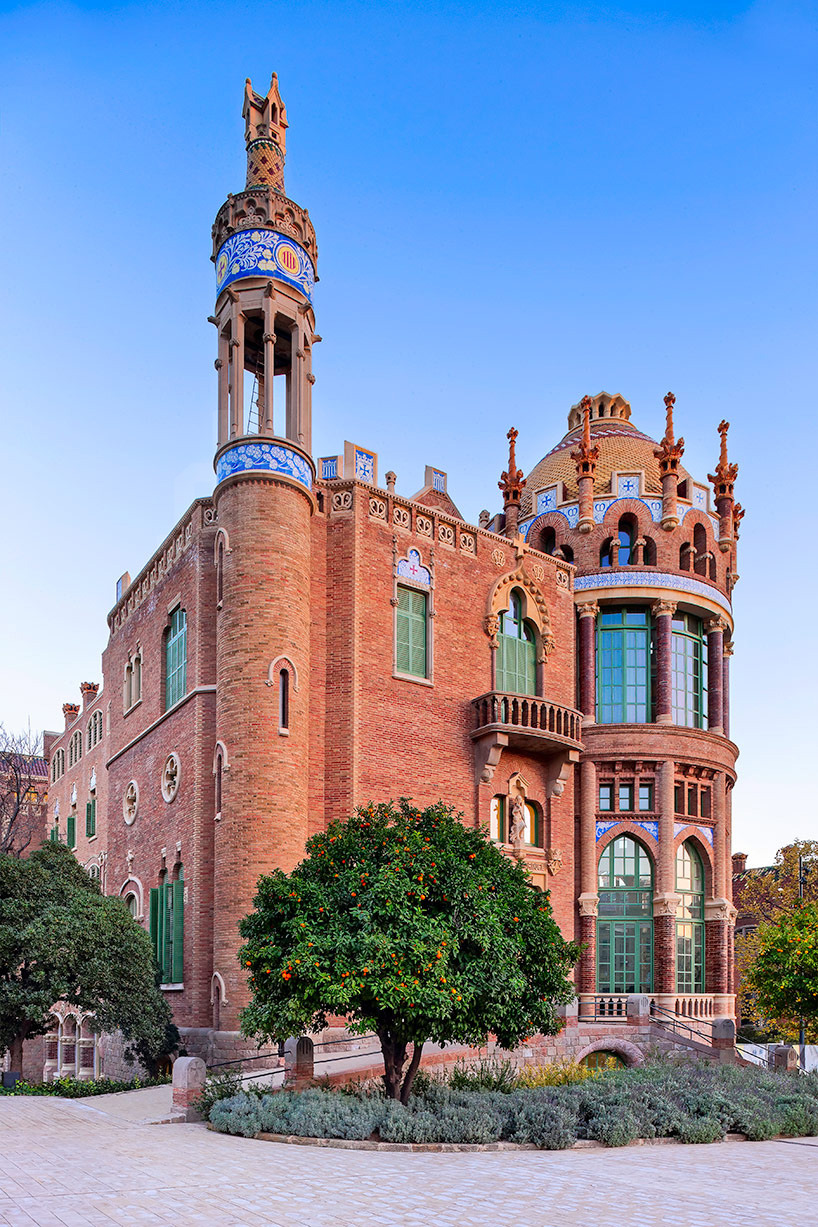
[[578, 893, 599, 918], [705, 897, 737, 923], [653, 891, 680, 919], [577, 601, 599, 619], [651, 598, 677, 618], [723, 639, 735, 658], [706, 615, 729, 635]]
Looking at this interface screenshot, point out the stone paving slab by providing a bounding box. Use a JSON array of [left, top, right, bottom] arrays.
[[0, 1096, 816, 1226]]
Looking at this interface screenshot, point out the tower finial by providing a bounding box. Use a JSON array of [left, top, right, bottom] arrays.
[[654, 391, 685, 530], [708, 419, 738, 496], [243, 74, 288, 192], [499, 427, 526, 537], [663, 391, 676, 445], [570, 396, 599, 534]]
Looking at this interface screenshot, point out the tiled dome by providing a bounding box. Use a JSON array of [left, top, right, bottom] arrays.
[[521, 392, 691, 516]]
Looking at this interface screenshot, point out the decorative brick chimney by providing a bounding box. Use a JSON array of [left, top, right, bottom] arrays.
[[62, 703, 80, 729], [732, 851, 748, 876], [80, 682, 99, 710]]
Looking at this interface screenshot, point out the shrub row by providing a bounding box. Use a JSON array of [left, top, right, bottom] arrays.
[[208, 1063, 818, 1149], [0, 1074, 170, 1098]]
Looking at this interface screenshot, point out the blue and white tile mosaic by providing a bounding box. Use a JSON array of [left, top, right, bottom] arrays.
[[215, 229, 315, 301], [574, 570, 731, 615], [432, 470, 446, 493], [595, 818, 660, 842], [634, 820, 660, 841], [519, 503, 579, 540], [617, 476, 640, 498], [321, 457, 338, 480], [216, 441, 313, 490], [595, 820, 618, 841], [354, 449, 375, 482], [536, 487, 559, 514], [396, 549, 431, 588], [674, 822, 715, 846]]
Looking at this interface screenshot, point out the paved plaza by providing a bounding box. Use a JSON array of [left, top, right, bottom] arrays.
[[0, 1095, 816, 1227]]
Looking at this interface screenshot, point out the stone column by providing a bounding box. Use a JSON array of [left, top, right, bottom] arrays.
[[577, 603, 598, 724], [216, 329, 229, 446], [722, 640, 733, 740], [578, 757, 598, 998], [654, 759, 678, 999], [652, 600, 676, 724], [228, 310, 245, 440], [706, 618, 726, 734], [262, 287, 276, 436], [706, 772, 730, 999]]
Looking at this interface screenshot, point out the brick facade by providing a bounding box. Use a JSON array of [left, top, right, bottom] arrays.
[[38, 77, 740, 1077]]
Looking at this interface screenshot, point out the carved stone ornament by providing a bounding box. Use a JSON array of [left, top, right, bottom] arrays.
[[705, 615, 730, 636], [653, 892, 680, 918], [369, 497, 387, 520], [509, 795, 526, 851], [393, 505, 411, 529], [545, 848, 563, 876], [578, 894, 599, 918], [705, 898, 737, 923], [460, 533, 476, 555], [491, 548, 507, 568], [438, 522, 455, 546], [652, 599, 678, 619], [530, 563, 545, 583], [331, 490, 353, 511], [123, 780, 139, 826], [203, 507, 218, 525], [577, 601, 599, 620], [161, 753, 181, 804], [417, 515, 433, 538], [484, 614, 500, 646], [555, 569, 570, 588]]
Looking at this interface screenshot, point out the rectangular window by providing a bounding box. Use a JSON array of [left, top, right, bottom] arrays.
[[638, 782, 654, 812], [671, 614, 708, 728], [395, 586, 427, 679], [165, 608, 188, 709], [700, 787, 711, 819], [489, 796, 506, 842], [687, 785, 698, 818], [598, 783, 613, 812], [67, 811, 76, 849], [618, 782, 634, 812], [85, 798, 96, 838], [597, 608, 650, 724], [674, 783, 684, 814]]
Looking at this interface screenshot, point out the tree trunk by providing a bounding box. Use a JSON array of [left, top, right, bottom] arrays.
[[9, 1032, 24, 1076], [377, 1029, 407, 1100], [399, 1042, 424, 1105]]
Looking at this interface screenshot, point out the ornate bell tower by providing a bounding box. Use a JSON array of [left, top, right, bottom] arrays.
[[210, 75, 317, 1035]]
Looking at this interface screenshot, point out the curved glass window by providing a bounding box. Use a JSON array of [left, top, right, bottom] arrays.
[[671, 613, 708, 728], [497, 591, 536, 695], [596, 607, 651, 724], [675, 842, 705, 993], [617, 517, 636, 566], [597, 836, 653, 994]]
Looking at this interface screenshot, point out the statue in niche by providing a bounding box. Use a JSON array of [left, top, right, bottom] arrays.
[[509, 796, 526, 850]]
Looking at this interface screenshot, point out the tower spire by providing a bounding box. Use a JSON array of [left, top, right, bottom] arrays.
[[709, 420, 739, 550], [654, 392, 685, 530], [243, 74, 288, 193], [499, 427, 526, 538], [571, 395, 599, 534]]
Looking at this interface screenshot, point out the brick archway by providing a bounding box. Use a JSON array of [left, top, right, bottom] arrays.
[[575, 1038, 645, 1067]]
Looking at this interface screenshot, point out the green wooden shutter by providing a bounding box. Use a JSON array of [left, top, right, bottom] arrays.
[[67, 812, 76, 848], [396, 587, 427, 678], [85, 799, 96, 838], [149, 888, 160, 966], [171, 880, 185, 983]]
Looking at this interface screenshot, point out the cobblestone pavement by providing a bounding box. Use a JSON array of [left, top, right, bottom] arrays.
[[0, 1096, 816, 1227]]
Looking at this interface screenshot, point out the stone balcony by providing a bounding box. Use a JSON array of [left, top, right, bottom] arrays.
[[471, 692, 584, 756]]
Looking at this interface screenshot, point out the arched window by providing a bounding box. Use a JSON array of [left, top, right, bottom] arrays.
[[51, 749, 65, 781], [68, 731, 82, 768], [541, 526, 556, 556], [680, 542, 691, 571], [600, 537, 614, 567], [524, 800, 542, 847], [279, 668, 290, 732], [617, 515, 637, 566], [132, 651, 141, 705], [149, 865, 184, 985], [693, 524, 707, 576], [560, 544, 574, 564], [643, 537, 657, 566], [214, 749, 223, 818], [597, 835, 653, 994], [87, 711, 103, 749], [124, 892, 139, 918], [165, 608, 187, 709], [497, 590, 536, 695], [675, 842, 705, 993], [217, 539, 224, 605], [489, 795, 506, 842], [671, 613, 708, 728], [596, 607, 651, 724]]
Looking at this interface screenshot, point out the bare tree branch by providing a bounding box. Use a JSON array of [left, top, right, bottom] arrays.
[[0, 724, 47, 857]]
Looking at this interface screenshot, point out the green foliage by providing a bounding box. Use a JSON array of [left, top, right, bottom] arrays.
[[0, 841, 178, 1071], [238, 800, 579, 1099], [745, 903, 818, 1028], [447, 1056, 518, 1093], [0, 1074, 170, 1097], [516, 1058, 604, 1087], [192, 1066, 245, 1117], [209, 1062, 818, 1148]]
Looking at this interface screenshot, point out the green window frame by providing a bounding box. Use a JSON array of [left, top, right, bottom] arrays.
[[638, 782, 654, 812], [165, 608, 187, 709], [85, 798, 96, 838], [596, 607, 651, 724], [149, 871, 184, 985], [66, 811, 76, 849], [597, 835, 654, 994], [598, 782, 613, 812], [395, 585, 428, 679], [50, 825, 59, 843], [497, 591, 536, 696], [675, 842, 705, 993], [618, 782, 634, 812], [524, 801, 542, 847], [671, 613, 708, 728]]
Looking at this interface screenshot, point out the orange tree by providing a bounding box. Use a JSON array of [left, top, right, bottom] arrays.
[[238, 800, 579, 1102], [744, 903, 818, 1035]]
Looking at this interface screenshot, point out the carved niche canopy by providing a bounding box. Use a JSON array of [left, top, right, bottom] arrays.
[[485, 567, 553, 662]]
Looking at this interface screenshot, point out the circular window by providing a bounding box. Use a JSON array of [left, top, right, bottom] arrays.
[[161, 753, 181, 803], [123, 780, 139, 825]]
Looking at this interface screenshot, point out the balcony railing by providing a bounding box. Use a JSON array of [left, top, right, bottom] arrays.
[[472, 692, 584, 752]]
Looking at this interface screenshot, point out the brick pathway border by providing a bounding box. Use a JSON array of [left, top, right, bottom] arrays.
[[243, 1127, 755, 1152]]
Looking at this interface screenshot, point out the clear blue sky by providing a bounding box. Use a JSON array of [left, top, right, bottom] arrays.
[[1, 0, 815, 862]]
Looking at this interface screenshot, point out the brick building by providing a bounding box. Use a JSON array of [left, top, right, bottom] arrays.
[[43, 75, 742, 1070]]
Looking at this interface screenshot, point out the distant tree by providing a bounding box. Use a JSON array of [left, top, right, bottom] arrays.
[[0, 842, 178, 1075], [735, 839, 818, 1040], [0, 725, 47, 856], [744, 904, 818, 1039], [239, 800, 580, 1102]]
